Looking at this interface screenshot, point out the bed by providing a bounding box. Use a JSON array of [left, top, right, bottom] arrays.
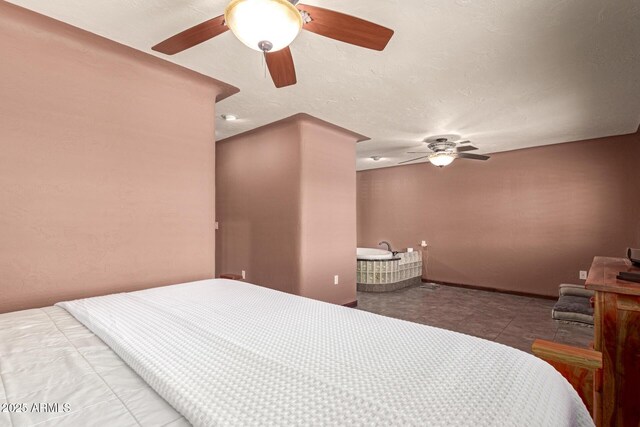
[[1, 279, 593, 426]]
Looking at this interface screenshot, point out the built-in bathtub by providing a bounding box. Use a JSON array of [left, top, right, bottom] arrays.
[[357, 248, 422, 292], [356, 247, 393, 260]]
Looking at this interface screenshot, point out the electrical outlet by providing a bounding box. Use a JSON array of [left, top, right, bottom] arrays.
[[579, 270, 587, 280], [214, 221, 219, 230], [242, 270, 246, 280], [334, 275, 339, 285], [421, 240, 428, 247]]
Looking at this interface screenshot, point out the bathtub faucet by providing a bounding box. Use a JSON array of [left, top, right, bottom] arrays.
[[378, 241, 392, 252]]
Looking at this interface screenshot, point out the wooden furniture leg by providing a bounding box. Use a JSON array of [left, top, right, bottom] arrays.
[[532, 339, 602, 425]]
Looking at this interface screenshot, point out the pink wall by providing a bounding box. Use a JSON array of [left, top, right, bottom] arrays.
[[357, 132, 640, 297], [299, 120, 357, 304], [0, 2, 236, 313], [216, 114, 364, 305], [216, 120, 302, 294]]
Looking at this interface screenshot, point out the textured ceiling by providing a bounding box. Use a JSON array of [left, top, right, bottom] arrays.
[[7, 0, 640, 170]]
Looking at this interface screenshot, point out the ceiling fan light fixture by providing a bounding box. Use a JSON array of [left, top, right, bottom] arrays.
[[429, 152, 455, 167], [224, 0, 303, 52]]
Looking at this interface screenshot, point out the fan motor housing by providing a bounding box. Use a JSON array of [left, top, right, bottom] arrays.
[[427, 139, 456, 153]]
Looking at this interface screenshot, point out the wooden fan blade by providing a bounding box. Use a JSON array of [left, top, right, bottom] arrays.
[[455, 145, 478, 152], [399, 155, 430, 165], [152, 15, 228, 55], [457, 153, 490, 161], [298, 4, 394, 51], [265, 47, 297, 88]]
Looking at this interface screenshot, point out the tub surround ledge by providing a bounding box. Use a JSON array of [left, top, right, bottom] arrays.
[[358, 276, 422, 293]]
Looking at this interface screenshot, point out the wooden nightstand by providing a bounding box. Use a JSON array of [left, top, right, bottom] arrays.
[[533, 256, 640, 426], [220, 273, 243, 281]]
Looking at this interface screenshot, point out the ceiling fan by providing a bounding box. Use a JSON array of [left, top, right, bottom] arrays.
[[398, 138, 490, 167], [152, 0, 394, 88]]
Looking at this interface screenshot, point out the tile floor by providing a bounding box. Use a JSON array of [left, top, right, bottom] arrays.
[[357, 283, 594, 354]]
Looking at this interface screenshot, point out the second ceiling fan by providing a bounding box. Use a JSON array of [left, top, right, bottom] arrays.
[[399, 138, 491, 167], [152, 0, 394, 88]]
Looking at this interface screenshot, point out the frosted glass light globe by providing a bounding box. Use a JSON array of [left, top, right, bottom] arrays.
[[224, 0, 303, 52], [429, 153, 456, 167]]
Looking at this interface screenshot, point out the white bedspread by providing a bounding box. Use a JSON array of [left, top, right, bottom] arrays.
[[58, 279, 593, 426], [0, 306, 188, 426]]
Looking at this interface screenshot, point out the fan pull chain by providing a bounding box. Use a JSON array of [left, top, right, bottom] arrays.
[[263, 51, 267, 79]]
